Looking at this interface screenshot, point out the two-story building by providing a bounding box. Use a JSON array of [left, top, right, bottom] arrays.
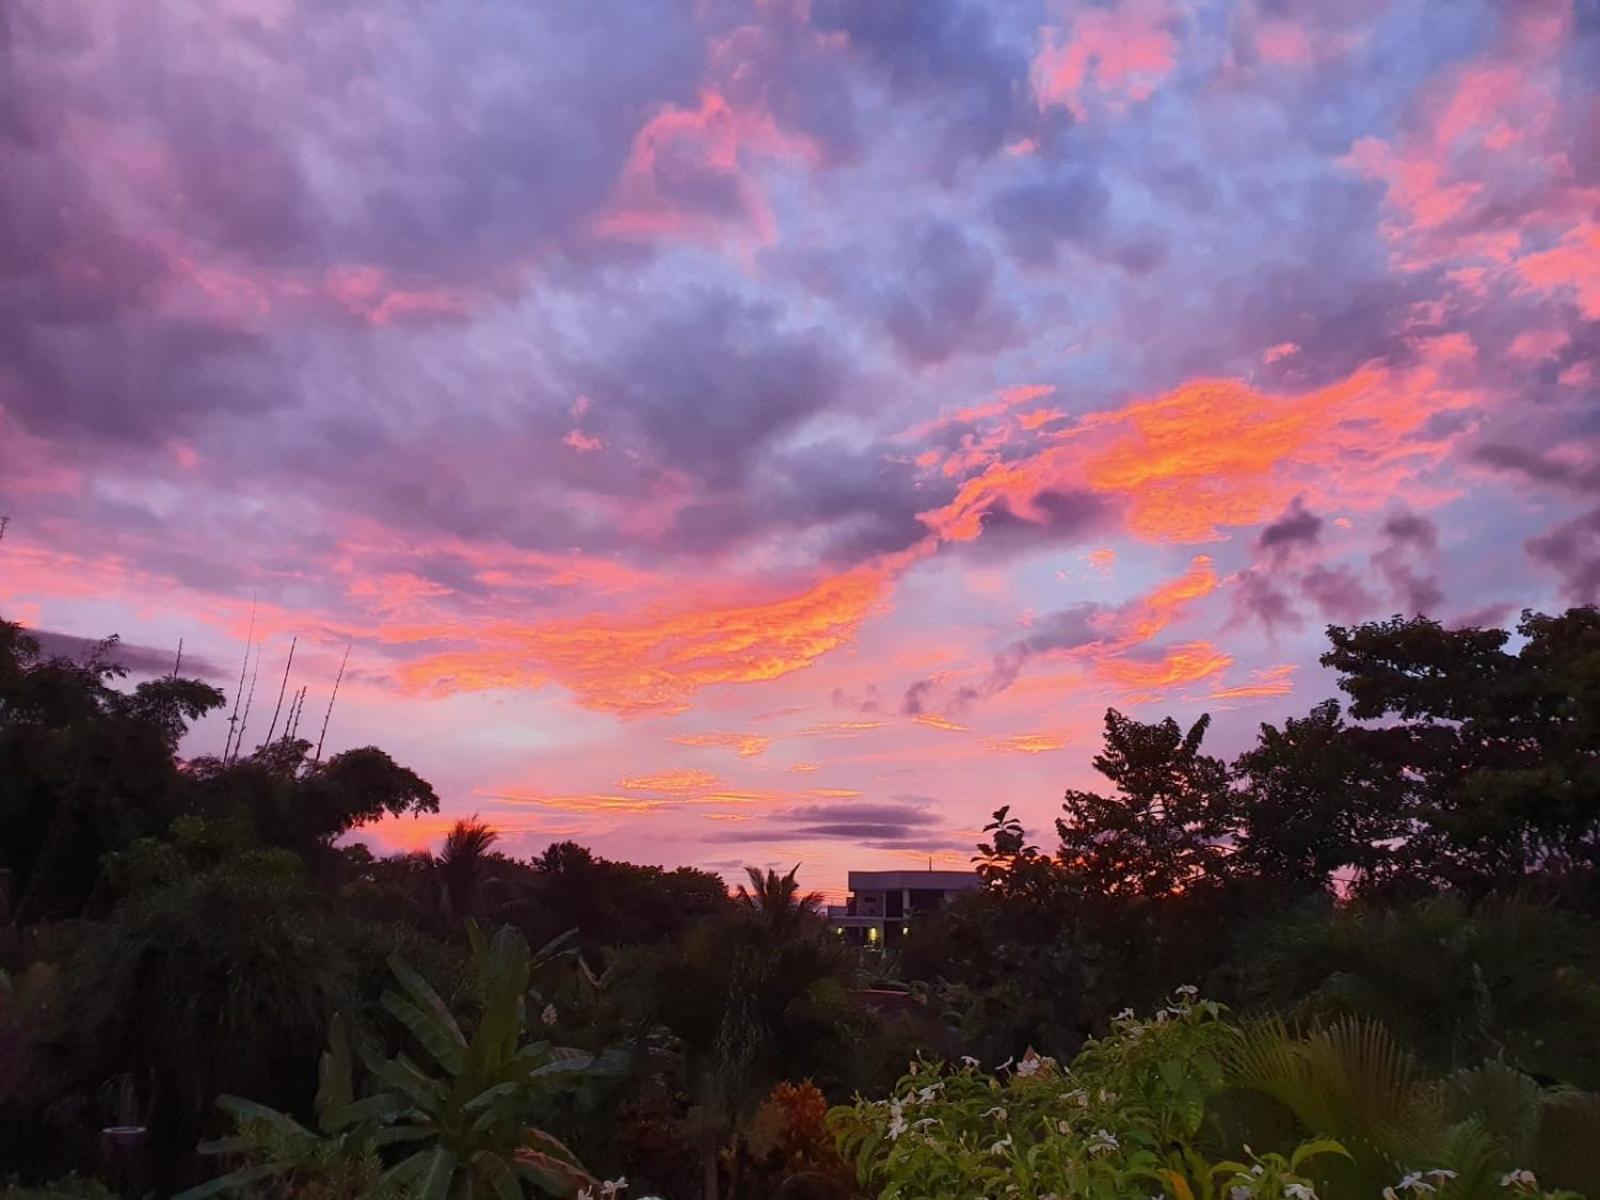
[[826, 868, 981, 947]]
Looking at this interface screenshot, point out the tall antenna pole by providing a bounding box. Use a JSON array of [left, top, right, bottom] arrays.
[[232, 642, 263, 764], [222, 599, 257, 763], [170, 638, 184, 680], [0, 516, 9, 545], [263, 637, 297, 746], [287, 685, 308, 741], [314, 644, 350, 765]]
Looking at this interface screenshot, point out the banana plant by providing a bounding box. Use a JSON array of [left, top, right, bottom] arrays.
[[178, 924, 602, 1199]]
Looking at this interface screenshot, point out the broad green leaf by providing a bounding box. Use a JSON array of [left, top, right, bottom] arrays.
[[315, 1012, 356, 1130], [474, 1150, 523, 1200], [1290, 1138, 1352, 1170], [419, 1145, 457, 1200], [172, 1160, 293, 1199], [383, 989, 467, 1075]]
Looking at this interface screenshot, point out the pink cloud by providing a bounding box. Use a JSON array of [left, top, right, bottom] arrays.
[[1031, 0, 1178, 120]]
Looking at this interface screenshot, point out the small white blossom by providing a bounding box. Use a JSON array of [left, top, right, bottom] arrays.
[[982, 1106, 1008, 1121], [960, 1055, 981, 1069], [1500, 1169, 1538, 1190], [541, 1003, 558, 1027], [1015, 1054, 1042, 1078], [1396, 1172, 1437, 1194], [1426, 1171, 1458, 1182], [1230, 1187, 1253, 1200], [916, 1083, 942, 1102], [599, 1179, 627, 1197], [994, 1055, 1015, 1073], [990, 1134, 1013, 1156], [1086, 1129, 1119, 1156], [1284, 1184, 1317, 1200], [1175, 984, 1199, 997], [1113, 1008, 1135, 1021]]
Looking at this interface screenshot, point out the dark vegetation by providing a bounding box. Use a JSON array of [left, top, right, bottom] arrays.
[[1, 607, 1598, 1197]]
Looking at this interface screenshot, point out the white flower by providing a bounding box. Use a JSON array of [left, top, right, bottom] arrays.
[[1098, 1089, 1118, 1104], [1057, 1119, 1071, 1134], [1064, 1088, 1089, 1107], [541, 1003, 558, 1027], [960, 1055, 981, 1069], [1113, 1008, 1135, 1021], [887, 1107, 908, 1141], [1015, 1054, 1042, 1078], [1500, 1169, 1538, 1190], [1230, 1187, 1253, 1200], [1175, 984, 1199, 997], [982, 1106, 1008, 1121], [916, 1083, 942, 1103], [1284, 1185, 1317, 1200], [1397, 1172, 1437, 1194], [1426, 1171, 1458, 1182], [578, 1191, 594, 1200], [599, 1179, 627, 1197], [1086, 1128, 1119, 1156], [989, 1134, 1013, 1156], [994, 1055, 1015, 1073]]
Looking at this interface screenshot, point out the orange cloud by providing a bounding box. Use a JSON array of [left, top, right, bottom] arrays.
[[668, 731, 773, 757], [986, 732, 1071, 755], [398, 565, 890, 714], [619, 768, 723, 794], [1127, 554, 1217, 640], [911, 713, 970, 733], [1096, 641, 1233, 690], [1208, 664, 1296, 700], [919, 347, 1476, 546]]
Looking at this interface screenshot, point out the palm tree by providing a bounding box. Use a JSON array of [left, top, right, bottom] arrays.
[[437, 817, 500, 922], [735, 865, 823, 940]]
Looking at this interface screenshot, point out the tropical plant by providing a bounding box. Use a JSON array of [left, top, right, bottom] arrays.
[[437, 818, 501, 922], [178, 924, 614, 1199], [832, 989, 1343, 1200], [1237, 896, 1600, 1088], [1224, 1017, 1598, 1199], [733, 866, 823, 941], [833, 994, 1596, 1200]]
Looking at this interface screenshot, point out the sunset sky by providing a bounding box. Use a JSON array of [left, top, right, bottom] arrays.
[[4, 0, 1598, 898]]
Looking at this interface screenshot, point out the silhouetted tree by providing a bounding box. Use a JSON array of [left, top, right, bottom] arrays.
[[1056, 709, 1232, 897]]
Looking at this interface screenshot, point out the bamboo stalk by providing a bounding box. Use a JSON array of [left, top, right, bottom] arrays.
[[222, 600, 257, 762], [314, 644, 351, 765], [263, 637, 297, 746], [232, 642, 262, 764]]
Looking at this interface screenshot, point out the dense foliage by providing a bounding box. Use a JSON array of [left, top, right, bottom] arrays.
[[3, 606, 1599, 1198]]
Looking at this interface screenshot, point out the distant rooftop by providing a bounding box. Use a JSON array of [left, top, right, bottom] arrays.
[[847, 869, 981, 891]]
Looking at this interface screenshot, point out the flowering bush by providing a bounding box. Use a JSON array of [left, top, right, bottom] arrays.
[[830, 992, 1589, 1200]]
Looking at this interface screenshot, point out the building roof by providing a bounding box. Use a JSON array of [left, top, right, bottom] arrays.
[[846, 869, 981, 892]]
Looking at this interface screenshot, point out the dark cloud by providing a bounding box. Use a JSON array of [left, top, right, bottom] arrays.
[[960, 490, 1112, 559], [1527, 507, 1600, 604], [991, 170, 1111, 266], [1301, 562, 1378, 623], [881, 221, 1017, 365], [1374, 509, 1443, 614], [1231, 568, 1301, 632], [1258, 498, 1323, 556], [573, 290, 845, 486], [809, 0, 1045, 173], [1473, 443, 1600, 495], [703, 797, 951, 846], [27, 628, 225, 680]]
